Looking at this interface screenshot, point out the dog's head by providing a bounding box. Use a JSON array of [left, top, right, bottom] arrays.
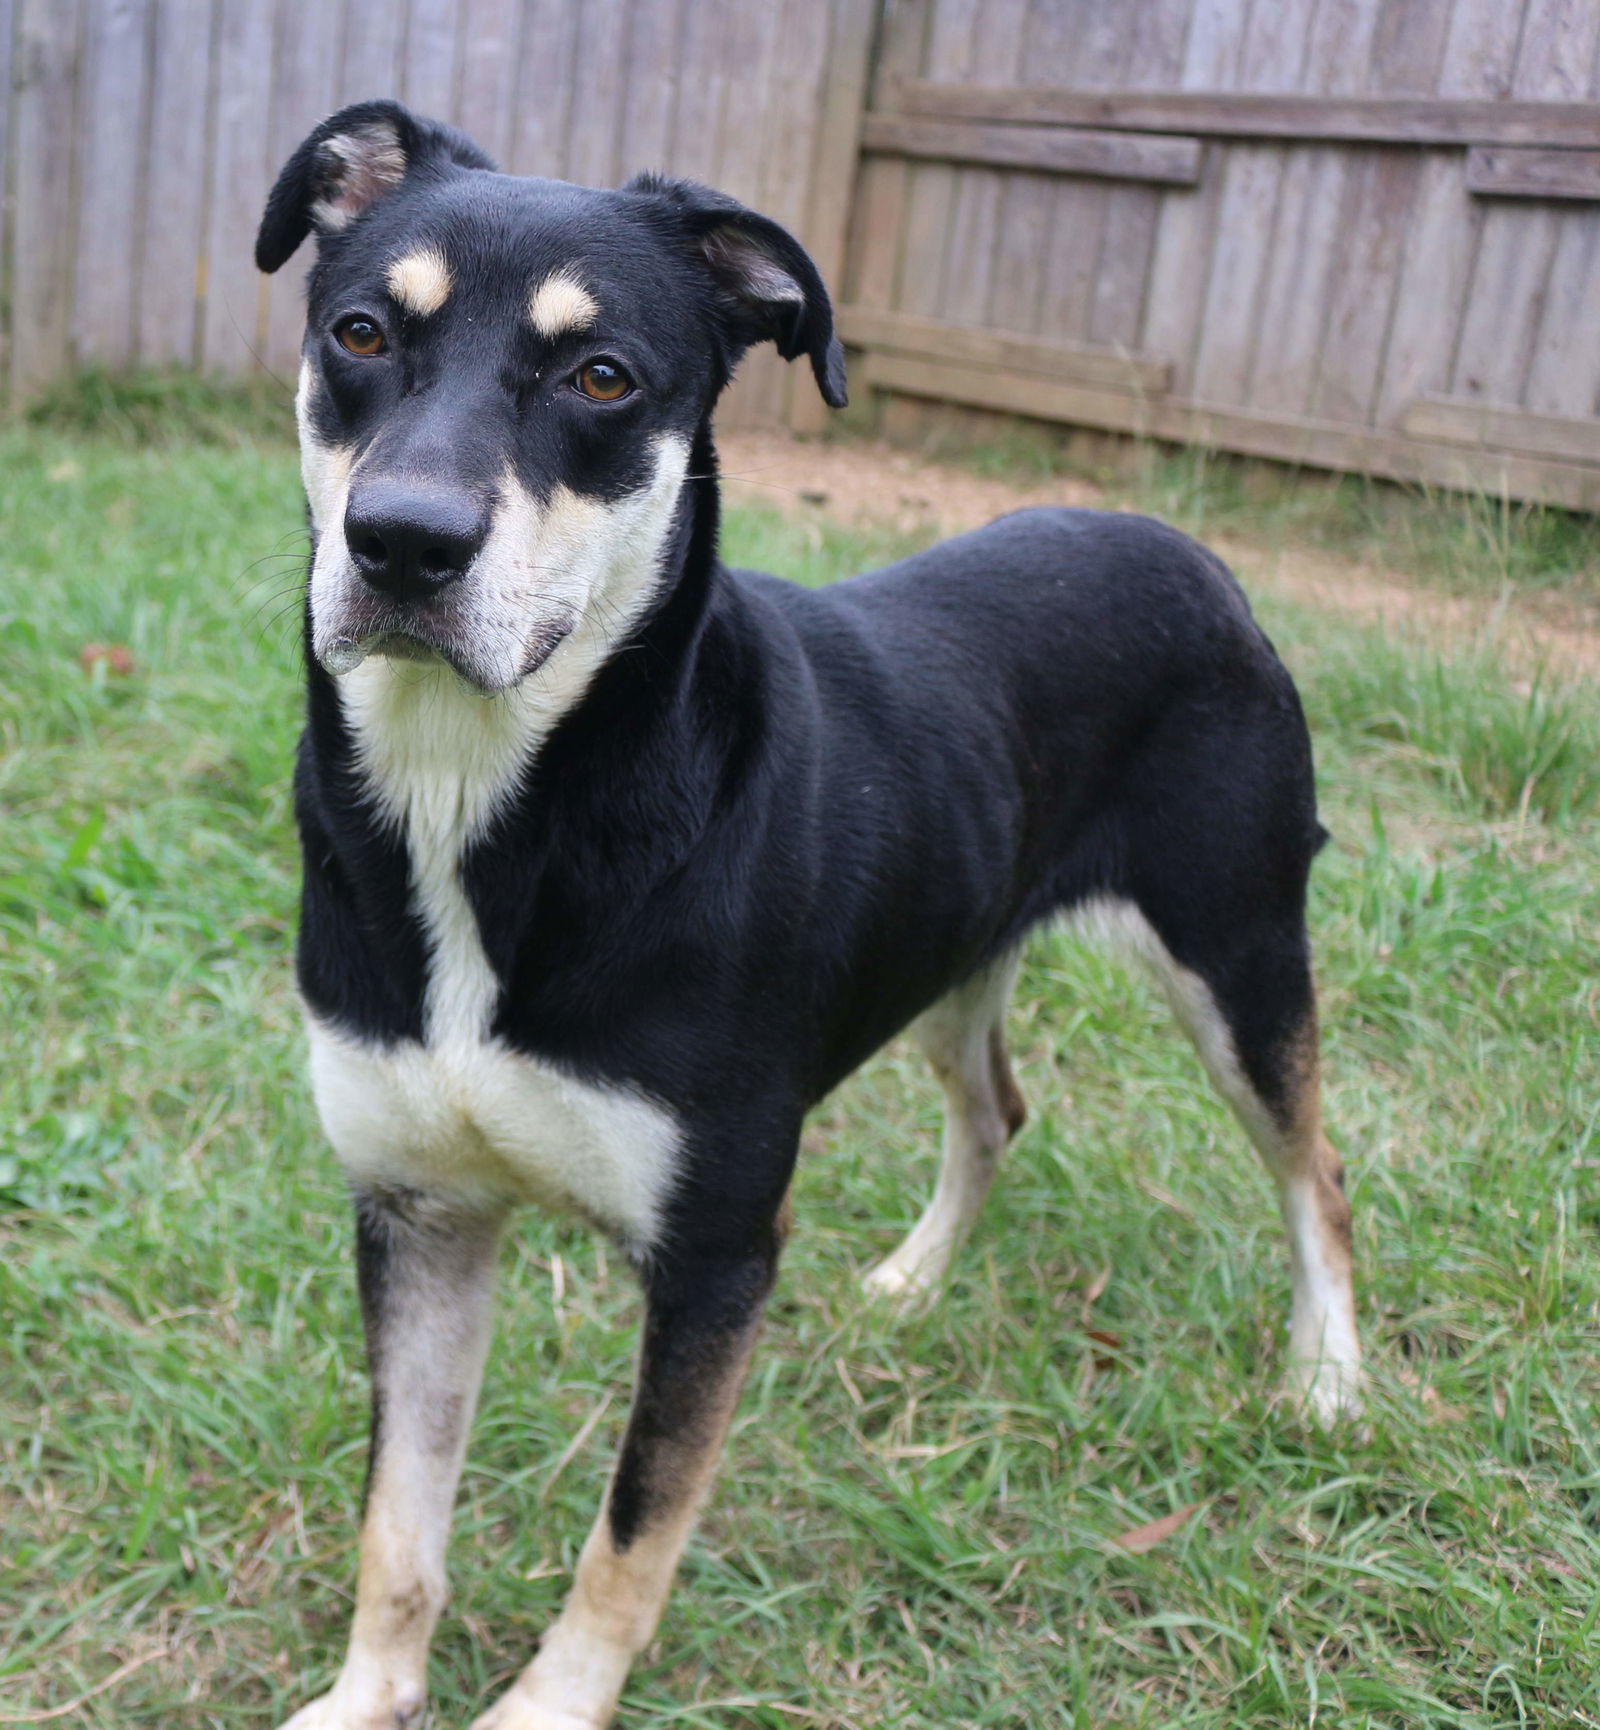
[[258, 100, 845, 694]]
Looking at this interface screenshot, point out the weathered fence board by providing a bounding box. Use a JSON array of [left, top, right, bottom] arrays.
[[3, 0, 873, 430], [11, 0, 1600, 503], [1469, 145, 1600, 199], [860, 115, 1204, 182], [11, 0, 83, 397], [894, 85, 1600, 146], [72, 0, 149, 370], [845, 0, 1600, 506]]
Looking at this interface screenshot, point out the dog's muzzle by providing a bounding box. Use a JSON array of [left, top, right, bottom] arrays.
[[313, 479, 544, 690]]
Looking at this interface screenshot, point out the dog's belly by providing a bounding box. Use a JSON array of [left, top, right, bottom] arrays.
[[305, 1018, 680, 1248]]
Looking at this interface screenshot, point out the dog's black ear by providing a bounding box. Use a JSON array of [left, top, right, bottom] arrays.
[[256, 99, 495, 274], [626, 174, 847, 409]]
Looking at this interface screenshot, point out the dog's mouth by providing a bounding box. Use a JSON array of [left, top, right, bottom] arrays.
[[315, 609, 577, 694]]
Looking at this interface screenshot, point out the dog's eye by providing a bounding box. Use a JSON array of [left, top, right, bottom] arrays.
[[335, 317, 387, 357], [573, 360, 633, 402]]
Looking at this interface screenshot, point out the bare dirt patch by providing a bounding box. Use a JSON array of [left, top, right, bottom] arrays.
[[717, 429, 1103, 540], [720, 429, 1600, 682]]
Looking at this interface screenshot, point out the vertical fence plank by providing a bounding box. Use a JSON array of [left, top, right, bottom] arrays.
[[1450, 0, 1600, 409], [562, 0, 630, 188], [616, 0, 684, 173], [789, 0, 876, 430], [1140, 0, 1239, 389], [507, 0, 576, 179], [937, 0, 1026, 334], [668, 0, 733, 187], [339, 0, 403, 103], [1521, 18, 1600, 421], [10, 0, 83, 397], [402, 0, 458, 118], [1241, 0, 1380, 415], [1306, 0, 1453, 424], [991, 0, 1111, 343], [0, 0, 19, 385], [745, 0, 830, 424], [1372, 0, 1523, 425], [704, 0, 787, 425], [1188, 0, 1319, 406], [72, 0, 152, 370], [1084, 0, 1192, 350], [260, 0, 346, 379], [842, 0, 929, 308], [135, 0, 214, 366], [1029, 0, 1138, 348], [198, 0, 278, 372], [895, 0, 972, 318], [454, 0, 522, 165]]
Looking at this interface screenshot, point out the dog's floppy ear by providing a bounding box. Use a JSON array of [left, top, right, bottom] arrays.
[[627, 174, 847, 409], [256, 99, 495, 274]]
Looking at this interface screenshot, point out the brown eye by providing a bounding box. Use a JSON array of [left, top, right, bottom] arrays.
[[574, 360, 633, 401], [335, 317, 387, 356]]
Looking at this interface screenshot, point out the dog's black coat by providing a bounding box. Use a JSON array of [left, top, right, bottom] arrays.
[[283, 98, 1325, 1438], [301, 476, 1323, 1250], [259, 101, 1344, 1722]]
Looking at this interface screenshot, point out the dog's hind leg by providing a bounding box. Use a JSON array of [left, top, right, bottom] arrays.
[[472, 1232, 779, 1730], [864, 950, 1026, 1302], [1091, 897, 1362, 1425], [279, 1189, 505, 1730]]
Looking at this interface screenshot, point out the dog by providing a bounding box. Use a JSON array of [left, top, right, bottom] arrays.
[[253, 98, 1363, 1730]]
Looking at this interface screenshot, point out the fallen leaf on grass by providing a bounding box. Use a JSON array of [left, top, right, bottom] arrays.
[[1111, 1501, 1204, 1554], [1085, 1328, 1123, 1371], [79, 643, 135, 676]]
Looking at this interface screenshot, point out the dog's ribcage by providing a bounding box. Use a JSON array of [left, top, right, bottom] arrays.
[[305, 650, 681, 1252]]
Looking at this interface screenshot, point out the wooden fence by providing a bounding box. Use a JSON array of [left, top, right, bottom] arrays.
[[8, 0, 1600, 505], [0, 0, 873, 427], [842, 0, 1600, 509]]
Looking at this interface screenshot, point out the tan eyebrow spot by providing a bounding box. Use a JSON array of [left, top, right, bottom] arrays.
[[528, 269, 600, 338], [385, 247, 452, 317]]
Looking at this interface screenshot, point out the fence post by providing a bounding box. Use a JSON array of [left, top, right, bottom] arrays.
[[789, 0, 880, 436]]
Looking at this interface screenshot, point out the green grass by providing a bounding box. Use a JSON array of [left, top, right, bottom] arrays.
[[3, 397, 1599, 1729]]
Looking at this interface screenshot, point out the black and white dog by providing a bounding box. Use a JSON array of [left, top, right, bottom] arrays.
[[255, 99, 1361, 1730]]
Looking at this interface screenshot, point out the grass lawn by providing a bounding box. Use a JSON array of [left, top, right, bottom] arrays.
[[2, 398, 1599, 1729]]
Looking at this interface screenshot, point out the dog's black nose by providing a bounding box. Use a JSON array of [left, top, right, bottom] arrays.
[[345, 484, 489, 601]]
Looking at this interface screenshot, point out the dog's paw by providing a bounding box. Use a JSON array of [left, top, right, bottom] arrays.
[[861, 1252, 942, 1308], [1285, 1360, 1367, 1432], [277, 1679, 427, 1730], [469, 1687, 604, 1730]]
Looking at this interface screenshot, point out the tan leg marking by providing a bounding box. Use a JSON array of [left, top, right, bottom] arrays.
[[1257, 1025, 1362, 1423], [470, 1326, 760, 1730], [864, 952, 1025, 1303], [1134, 923, 1362, 1424], [278, 1205, 504, 1730]]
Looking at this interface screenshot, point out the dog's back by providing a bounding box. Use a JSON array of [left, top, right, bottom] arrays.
[[713, 505, 1322, 1090]]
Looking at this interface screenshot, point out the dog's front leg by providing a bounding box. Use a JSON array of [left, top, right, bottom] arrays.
[[281, 1189, 505, 1730], [473, 1238, 778, 1730]]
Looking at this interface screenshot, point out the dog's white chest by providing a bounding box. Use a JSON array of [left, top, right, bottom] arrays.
[[304, 660, 680, 1248], [306, 1024, 679, 1245]]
